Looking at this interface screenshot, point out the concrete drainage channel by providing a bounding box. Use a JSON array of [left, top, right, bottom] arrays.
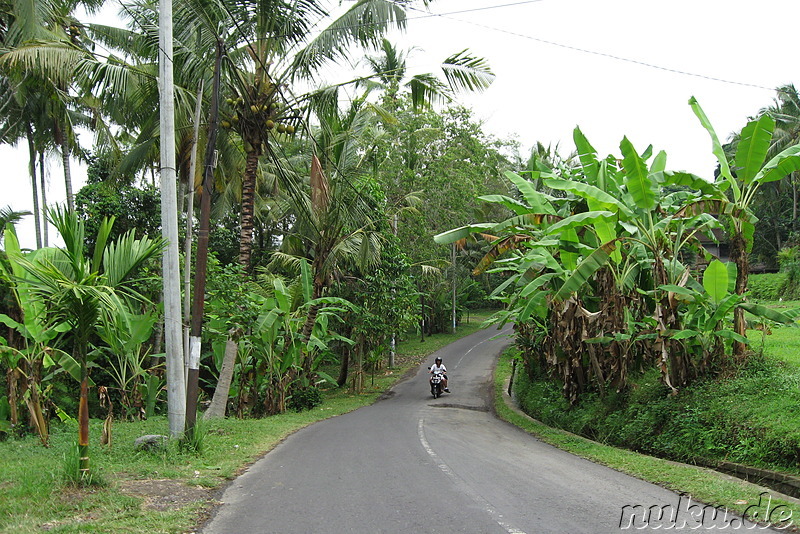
[[696, 459, 800, 500], [501, 374, 800, 503]]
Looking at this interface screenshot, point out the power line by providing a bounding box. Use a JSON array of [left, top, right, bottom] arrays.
[[405, 3, 775, 92], [406, 0, 547, 20]]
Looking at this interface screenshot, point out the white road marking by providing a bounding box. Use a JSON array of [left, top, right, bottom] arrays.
[[452, 325, 514, 370], [418, 417, 527, 534]]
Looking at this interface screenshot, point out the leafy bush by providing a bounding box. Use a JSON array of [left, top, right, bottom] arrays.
[[513, 351, 800, 473], [748, 272, 787, 301], [287, 387, 323, 412]]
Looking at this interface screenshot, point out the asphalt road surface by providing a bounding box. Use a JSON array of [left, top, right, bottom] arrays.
[[202, 326, 776, 533]]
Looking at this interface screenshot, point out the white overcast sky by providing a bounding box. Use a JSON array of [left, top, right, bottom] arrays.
[[3, 0, 797, 248]]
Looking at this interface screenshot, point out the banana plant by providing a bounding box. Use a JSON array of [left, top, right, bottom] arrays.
[[94, 309, 159, 419], [0, 224, 75, 445], [661, 260, 799, 376], [684, 97, 800, 357], [435, 125, 770, 401], [234, 262, 352, 416]]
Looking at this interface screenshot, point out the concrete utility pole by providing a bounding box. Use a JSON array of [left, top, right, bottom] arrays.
[[451, 243, 457, 333], [159, 0, 186, 438]]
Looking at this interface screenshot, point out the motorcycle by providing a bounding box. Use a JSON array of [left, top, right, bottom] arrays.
[[428, 368, 444, 398]]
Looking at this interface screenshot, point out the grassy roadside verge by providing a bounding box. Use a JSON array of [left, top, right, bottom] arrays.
[[492, 351, 800, 528], [0, 312, 494, 534]]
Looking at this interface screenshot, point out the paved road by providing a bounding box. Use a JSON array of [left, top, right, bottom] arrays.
[[202, 326, 774, 533]]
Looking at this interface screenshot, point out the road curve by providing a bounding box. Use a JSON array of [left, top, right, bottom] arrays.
[[201, 326, 769, 533]]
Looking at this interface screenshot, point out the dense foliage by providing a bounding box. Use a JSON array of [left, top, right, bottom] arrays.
[[438, 103, 800, 404]]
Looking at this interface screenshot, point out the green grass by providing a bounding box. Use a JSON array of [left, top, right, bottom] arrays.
[[0, 311, 496, 534], [493, 352, 800, 528], [761, 327, 800, 367]]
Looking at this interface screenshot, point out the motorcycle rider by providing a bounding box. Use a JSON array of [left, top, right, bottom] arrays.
[[429, 357, 450, 393]]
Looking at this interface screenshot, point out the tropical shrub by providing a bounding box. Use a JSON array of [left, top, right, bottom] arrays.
[[748, 273, 787, 301]]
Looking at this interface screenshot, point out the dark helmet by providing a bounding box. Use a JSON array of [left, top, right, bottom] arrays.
[[435, 357, 442, 363]]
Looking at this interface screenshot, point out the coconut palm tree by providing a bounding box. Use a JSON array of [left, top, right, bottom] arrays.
[[266, 89, 385, 384], [362, 38, 495, 112], [0, 0, 104, 212], [207, 0, 412, 270]]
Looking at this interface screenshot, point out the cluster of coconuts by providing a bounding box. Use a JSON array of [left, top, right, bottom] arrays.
[[220, 96, 296, 135]]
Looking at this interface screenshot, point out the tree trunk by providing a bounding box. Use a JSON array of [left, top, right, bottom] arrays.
[[182, 80, 204, 386], [204, 332, 239, 419], [26, 126, 41, 249], [337, 346, 350, 387], [78, 362, 89, 477], [793, 172, 798, 229], [187, 44, 222, 435], [39, 151, 48, 247], [6, 368, 18, 428], [350, 338, 364, 394], [60, 131, 74, 212], [238, 150, 260, 270], [23, 360, 48, 446], [731, 232, 749, 360], [151, 291, 164, 367]]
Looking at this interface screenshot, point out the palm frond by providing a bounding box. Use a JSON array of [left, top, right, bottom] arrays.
[[441, 49, 495, 94]]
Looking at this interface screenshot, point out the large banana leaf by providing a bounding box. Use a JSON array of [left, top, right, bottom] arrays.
[[620, 136, 657, 210], [705, 293, 743, 330], [491, 214, 562, 234], [517, 290, 549, 322], [573, 127, 599, 182], [545, 211, 615, 235], [754, 143, 800, 184], [654, 171, 719, 196], [702, 260, 728, 304], [544, 178, 632, 216], [674, 199, 756, 223], [504, 171, 556, 215], [689, 97, 741, 201], [735, 115, 775, 184], [520, 272, 560, 299], [473, 234, 531, 275], [650, 150, 668, 173], [559, 227, 580, 270], [478, 194, 536, 215], [433, 223, 495, 244], [739, 302, 800, 324], [554, 241, 617, 301]]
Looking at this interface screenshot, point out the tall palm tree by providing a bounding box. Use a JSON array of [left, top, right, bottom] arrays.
[[269, 90, 384, 380], [207, 0, 411, 270], [0, 0, 104, 212]]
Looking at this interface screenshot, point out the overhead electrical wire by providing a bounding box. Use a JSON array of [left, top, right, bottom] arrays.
[[404, 2, 775, 92]]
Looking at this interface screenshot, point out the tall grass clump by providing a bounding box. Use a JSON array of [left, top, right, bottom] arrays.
[[62, 441, 105, 487]]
